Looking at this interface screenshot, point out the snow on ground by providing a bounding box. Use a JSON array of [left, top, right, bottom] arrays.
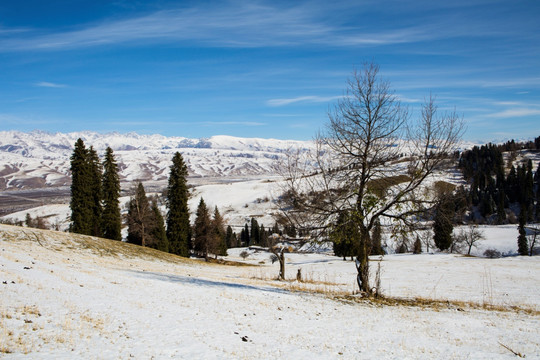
[[1, 177, 281, 232], [1, 224, 539, 359]]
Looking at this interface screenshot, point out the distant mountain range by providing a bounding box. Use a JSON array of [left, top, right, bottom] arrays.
[[0, 130, 312, 190]]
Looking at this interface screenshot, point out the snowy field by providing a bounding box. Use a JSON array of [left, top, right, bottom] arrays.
[[1, 224, 539, 359]]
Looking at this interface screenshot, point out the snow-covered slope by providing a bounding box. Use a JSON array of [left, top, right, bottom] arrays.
[[1, 225, 539, 358], [0, 130, 312, 189]]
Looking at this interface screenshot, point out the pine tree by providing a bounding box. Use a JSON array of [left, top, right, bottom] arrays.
[[272, 222, 280, 235], [88, 146, 103, 237], [433, 196, 454, 251], [370, 219, 384, 255], [535, 163, 540, 220], [148, 200, 169, 252], [193, 198, 211, 258], [101, 147, 122, 240], [250, 218, 260, 245], [241, 224, 250, 246], [330, 211, 358, 260], [127, 182, 152, 246], [70, 138, 93, 235], [413, 236, 422, 254], [260, 225, 268, 247], [517, 208, 529, 256], [166, 152, 191, 257], [212, 206, 227, 256], [225, 225, 234, 248]]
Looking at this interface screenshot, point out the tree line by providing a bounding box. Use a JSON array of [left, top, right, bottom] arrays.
[[69, 139, 288, 259], [69, 139, 191, 257]]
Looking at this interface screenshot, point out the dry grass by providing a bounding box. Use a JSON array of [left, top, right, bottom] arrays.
[[367, 175, 411, 197], [335, 293, 540, 316]]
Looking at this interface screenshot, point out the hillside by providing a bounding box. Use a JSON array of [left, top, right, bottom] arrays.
[[1, 225, 539, 358], [0, 130, 312, 190]]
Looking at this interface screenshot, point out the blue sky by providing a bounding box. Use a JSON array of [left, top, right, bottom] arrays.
[[0, 0, 539, 141]]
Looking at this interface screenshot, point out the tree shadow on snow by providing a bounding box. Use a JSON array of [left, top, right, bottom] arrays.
[[127, 270, 291, 294]]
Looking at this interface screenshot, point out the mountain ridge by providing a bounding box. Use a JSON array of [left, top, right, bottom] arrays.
[[0, 130, 312, 190]]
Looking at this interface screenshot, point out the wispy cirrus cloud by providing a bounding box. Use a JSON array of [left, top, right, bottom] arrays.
[[0, 3, 466, 52], [489, 108, 540, 118], [267, 95, 342, 107], [35, 81, 67, 88], [202, 121, 266, 127]]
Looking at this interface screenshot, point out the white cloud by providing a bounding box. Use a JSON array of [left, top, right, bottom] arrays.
[[202, 121, 266, 127], [267, 95, 341, 107], [489, 108, 540, 118], [0, 3, 450, 52], [35, 82, 67, 88]]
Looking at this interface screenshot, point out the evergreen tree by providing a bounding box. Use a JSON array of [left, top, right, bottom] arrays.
[[250, 218, 260, 245], [433, 196, 454, 251], [272, 222, 280, 235], [127, 182, 152, 246], [193, 198, 211, 258], [241, 224, 250, 246], [70, 138, 93, 235], [517, 211, 529, 256], [496, 189, 506, 224], [413, 236, 422, 254], [330, 211, 359, 260], [101, 147, 122, 240], [88, 146, 103, 237], [25, 213, 35, 228], [148, 200, 169, 252], [260, 225, 268, 247], [225, 225, 234, 248], [166, 152, 191, 257], [370, 219, 384, 255], [212, 206, 228, 256], [535, 163, 540, 220]]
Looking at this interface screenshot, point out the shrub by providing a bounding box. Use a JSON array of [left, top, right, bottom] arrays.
[[483, 248, 501, 258]]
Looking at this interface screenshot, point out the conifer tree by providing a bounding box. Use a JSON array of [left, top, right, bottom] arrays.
[[272, 222, 280, 235], [225, 225, 234, 248], [413, 236, 422, 254], [70, 138, 93, 235], [166, 152, 191, 257], [193, 198, 211, 258], [370, 219, 384, 255], [88, 146, 103, 237], [433, 196, 454, 251], [212, 206, 228, 256], [149, 200, 169, 252], [250, 218, 260, 245], [517, 209, 529, 256], [535, 163, 540, 220], [101, 147, 122, 240], [242, 224, 250, 246], [127, 182, 152, 246], [260, 225, 268, 247]]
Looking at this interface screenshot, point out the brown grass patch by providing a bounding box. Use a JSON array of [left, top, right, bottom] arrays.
[[367, 175, 411, 197], [335, 293, 540, 316]]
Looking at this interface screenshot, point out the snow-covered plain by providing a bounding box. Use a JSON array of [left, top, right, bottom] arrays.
[[1, 224, 539, 359]]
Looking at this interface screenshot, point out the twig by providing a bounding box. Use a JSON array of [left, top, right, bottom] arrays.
[[498, 342, 525, 358]]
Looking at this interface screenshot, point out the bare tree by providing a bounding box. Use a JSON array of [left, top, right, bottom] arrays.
[[279, 62, 464, 295], [455, 225, 485, 255], [525, 225, 540, 256], [419, 228, 433, 253]]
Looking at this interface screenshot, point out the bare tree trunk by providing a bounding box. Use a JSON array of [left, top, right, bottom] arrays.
[[271, 247, 286, 280], [279, 251, 285, 280], [356, 233, 371, 294]]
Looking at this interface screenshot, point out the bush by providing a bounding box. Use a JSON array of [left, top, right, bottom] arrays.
[[483, 248, 501, 259], [239, 250, 249, 259]]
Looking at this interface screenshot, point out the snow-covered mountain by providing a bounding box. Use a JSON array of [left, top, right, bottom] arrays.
[[0, 130, 312, 190]]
